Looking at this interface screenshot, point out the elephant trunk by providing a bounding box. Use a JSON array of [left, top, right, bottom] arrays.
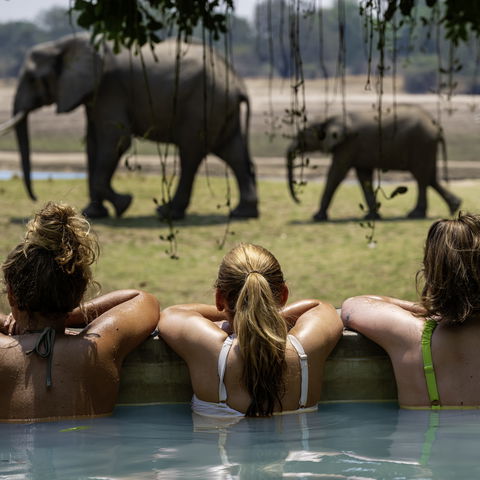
[[286, 144, 301, 204], [14, 111, 37, 201]]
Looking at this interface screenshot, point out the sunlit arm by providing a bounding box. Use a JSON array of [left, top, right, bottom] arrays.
[[351, 295, 426, 315], [162, 304, 228, 322], [66, 290, 155, 327], [160, 304, 232, 334], [280, 299, 321, 329], [341, 295, 426, 351]]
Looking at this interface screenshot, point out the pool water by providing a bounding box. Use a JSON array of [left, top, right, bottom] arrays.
[[1, 402, 479, 479]]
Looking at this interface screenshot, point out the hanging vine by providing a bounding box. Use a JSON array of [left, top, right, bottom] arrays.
[[288, 0, 309, 193], [213, 10, 237, 249], [68, 0, 480, 248], [266, 0, 277, 141], [317, 0, 330, 119]]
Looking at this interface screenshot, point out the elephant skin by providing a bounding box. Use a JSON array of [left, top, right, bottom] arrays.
[[7, 34, 258, 220], [287, 104, 462, 221]]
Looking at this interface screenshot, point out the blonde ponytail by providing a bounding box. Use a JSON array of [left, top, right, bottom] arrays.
[[216, 243, 287, 416]]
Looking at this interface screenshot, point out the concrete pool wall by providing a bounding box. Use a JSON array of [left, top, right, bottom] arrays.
[[117, 331, 398, 405]]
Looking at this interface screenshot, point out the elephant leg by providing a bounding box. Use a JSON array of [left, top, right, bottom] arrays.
[[84, 124, 133, 219], [407, 172, 428, 219], [430, 179, 462, 215], [83, 118, 108, 218], [313, 156, 351, 222], [156, 146, 204, 221], [213, 130, 259, 218], [355, 167, 381, 220]]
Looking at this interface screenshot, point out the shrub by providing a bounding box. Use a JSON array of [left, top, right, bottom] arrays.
[[403, 55, 438, 93]]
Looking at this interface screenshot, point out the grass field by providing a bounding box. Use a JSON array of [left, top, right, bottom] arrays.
[[0, 172, 473, 312]]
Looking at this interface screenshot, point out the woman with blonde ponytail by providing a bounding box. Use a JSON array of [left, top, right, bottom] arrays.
[[159, 243, 342, 417], [0, 202, 159, 422]]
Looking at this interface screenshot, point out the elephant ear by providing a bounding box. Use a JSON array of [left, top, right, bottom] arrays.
[[27, 41, 61, 78], [323, 116, 350, 151], [56, 36, 103, 113]]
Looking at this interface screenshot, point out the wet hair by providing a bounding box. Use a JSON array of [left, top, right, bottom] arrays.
[[417, 212, 480, 324], [215, 243, 287, 417], [2, 202, 98, 315]]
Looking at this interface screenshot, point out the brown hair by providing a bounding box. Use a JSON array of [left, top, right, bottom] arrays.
[[215, 243, 287, 417], [2, 202, 98, 315], [418, 212, 480, 324]]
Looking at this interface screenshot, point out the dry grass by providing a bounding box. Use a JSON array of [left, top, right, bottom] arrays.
[[0, 173, 474, 312], [0, 75, 478, 312], [0, 76, 479, 160]]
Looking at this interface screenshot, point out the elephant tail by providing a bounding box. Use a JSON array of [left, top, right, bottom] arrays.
[[239, 93, 256, 179]]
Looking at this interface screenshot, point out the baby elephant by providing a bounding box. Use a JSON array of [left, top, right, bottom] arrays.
[[286, 104, 462, 221]]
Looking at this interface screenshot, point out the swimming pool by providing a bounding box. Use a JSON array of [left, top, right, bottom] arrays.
[[1, 402, 478, 479]]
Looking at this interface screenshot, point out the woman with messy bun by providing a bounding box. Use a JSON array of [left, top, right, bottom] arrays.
[[0, 202, 159, 422], [158, 243, 341, 417]]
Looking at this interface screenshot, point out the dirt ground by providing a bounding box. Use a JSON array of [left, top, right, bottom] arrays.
[[1, 76, 480, 181]]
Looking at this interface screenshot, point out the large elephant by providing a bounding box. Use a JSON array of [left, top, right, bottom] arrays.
[[286, 104, 461, 221], [0, 33, 258, 220]]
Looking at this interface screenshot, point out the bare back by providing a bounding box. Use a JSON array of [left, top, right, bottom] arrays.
[[342, 296, 480, 408], [159, 300, 342, 415], [198, 336, 323, 413], [0, 290, 160, 422], [0, 333, 118, 421], [394, 318, 480, 407]]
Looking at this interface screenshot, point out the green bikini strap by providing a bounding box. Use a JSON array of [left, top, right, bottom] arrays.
[[421, 319, 440, 409]]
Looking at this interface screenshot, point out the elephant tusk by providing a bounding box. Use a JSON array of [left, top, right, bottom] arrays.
[[0, 111, 27, 136]]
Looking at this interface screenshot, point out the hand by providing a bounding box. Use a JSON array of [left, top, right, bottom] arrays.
[[215, 320, 234, 335], [3, 313, 16, 335]]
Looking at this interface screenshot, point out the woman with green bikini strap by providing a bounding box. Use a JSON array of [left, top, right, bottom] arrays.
[[341, 213, 480, 409], [0, 202, 160, 422]]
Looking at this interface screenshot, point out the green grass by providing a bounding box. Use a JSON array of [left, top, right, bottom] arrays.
[[0, 173, 474, 312]]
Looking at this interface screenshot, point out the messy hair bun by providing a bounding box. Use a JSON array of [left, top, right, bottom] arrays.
[[3, 202, 99, 314], [24, 202, 97, 275]]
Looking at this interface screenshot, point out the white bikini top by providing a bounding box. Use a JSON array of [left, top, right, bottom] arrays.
[[218, 333, 309, 408]]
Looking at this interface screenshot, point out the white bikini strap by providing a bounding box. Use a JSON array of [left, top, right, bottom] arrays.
[[218, 335, 235, 402], [288, 334, 308, 408]]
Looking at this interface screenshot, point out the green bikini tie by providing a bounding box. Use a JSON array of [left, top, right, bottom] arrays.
[[26, 326, 56, 388], [421, 319, 440, 409]]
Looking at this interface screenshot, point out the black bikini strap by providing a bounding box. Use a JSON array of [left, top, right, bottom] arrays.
[[26, 326, 56, 388]]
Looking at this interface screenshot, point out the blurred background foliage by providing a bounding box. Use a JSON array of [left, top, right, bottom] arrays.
[[0, 0, 479, 94]]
